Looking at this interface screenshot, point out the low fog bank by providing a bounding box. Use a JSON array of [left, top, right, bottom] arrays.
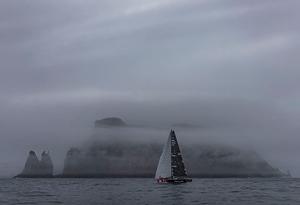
[[0, 98, 299, 177], [82, 99, 299, 177], [61, 126, 282, 177]]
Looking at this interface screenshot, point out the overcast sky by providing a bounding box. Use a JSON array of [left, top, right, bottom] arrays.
[[0, 0, 300, 177]]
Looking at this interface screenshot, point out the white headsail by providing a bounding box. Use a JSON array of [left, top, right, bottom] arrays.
[[155, 134, 172, 179]]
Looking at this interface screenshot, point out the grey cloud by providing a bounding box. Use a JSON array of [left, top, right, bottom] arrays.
[[0, 0, 299, 176]]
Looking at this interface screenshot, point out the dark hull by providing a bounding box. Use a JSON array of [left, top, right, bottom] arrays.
[[167, 178, 192, 184], [157, 177, 192, 184]]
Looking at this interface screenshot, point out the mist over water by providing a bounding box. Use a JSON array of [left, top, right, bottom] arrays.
[[1, 99, 299, 177], [0, 0, 300, 178]]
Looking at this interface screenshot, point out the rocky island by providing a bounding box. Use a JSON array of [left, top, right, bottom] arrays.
[[16, 118, 284, 178]]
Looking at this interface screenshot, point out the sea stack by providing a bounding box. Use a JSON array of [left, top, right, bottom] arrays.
[[40, 151, 54, 176], [63, 148, 83, 177], [16, 150, 54, 178], [20, 150, 40, 176]]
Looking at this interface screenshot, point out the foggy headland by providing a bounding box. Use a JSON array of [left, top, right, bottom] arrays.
[[15, 117, 284, 178]]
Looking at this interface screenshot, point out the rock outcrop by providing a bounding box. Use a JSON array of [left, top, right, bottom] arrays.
[[17, 150, 53, 178], [40, 151, 54, 176], [63, 148, 82, 176], [95, 117, 127, 127]]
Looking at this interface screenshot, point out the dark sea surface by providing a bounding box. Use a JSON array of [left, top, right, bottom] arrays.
[[0, 178, 300, 205]]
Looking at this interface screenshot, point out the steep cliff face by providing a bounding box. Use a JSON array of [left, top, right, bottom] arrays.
[[62, 119, 282, 177], [183, 145, 282, 177], [63, 148, 83, 175], [17, 150, 54, 177], [62, 142, 282, 177]]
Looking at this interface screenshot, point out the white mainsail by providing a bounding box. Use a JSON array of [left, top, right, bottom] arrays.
[[155, 134, 172, 179]]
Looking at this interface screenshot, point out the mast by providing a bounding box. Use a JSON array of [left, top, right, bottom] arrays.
[[170, 130, 187, 178]]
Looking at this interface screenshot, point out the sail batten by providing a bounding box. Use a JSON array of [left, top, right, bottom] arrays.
[[170, 130, 188, 178]]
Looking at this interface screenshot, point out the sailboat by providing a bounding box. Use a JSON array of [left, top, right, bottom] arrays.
[[155, 130, 192, 184]]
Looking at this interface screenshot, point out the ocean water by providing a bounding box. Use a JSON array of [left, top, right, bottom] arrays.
[[0, 178, 300, 205]]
